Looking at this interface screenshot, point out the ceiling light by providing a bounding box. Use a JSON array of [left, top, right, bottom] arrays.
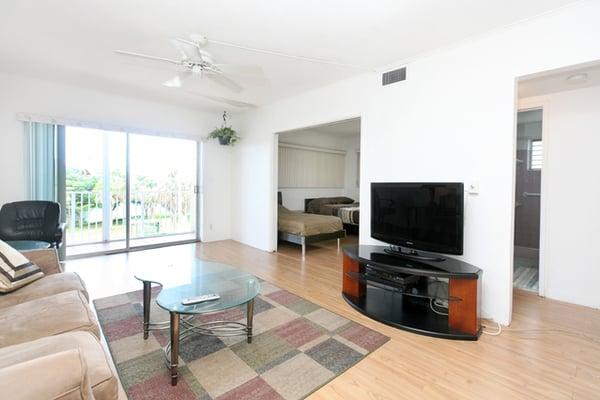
[[566, 72, 588, 84]]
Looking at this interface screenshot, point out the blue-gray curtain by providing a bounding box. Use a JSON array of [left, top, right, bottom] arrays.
[[27, 121, 57, 201], [26, 122, 67, 259]]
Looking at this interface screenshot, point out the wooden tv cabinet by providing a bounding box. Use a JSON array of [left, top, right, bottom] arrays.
[[342, 245, 482, 340]]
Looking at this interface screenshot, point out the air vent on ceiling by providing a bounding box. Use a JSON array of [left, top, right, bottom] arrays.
[[382, 67, 406, 86]]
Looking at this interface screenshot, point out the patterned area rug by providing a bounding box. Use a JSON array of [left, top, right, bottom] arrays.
[[94, 279, 389, 400]]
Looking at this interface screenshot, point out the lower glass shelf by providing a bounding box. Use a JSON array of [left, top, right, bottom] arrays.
[[343, 286, 478, 340], [345, 271, 462, 302]]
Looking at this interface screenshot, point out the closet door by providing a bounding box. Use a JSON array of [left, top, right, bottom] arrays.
[[278, 144, 345, 189]]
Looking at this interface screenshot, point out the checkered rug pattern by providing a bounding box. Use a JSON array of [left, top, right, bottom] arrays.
[[93, 279, 390, 400]]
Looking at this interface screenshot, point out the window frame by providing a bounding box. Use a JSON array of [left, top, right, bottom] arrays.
[[528, 139, 543, 171]]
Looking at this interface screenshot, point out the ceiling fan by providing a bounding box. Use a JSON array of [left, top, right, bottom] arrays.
[[115, 34, 264, 106], [116, 33, 370, 107]]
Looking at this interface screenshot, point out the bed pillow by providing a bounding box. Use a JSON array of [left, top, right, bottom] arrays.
[[306, 197, 354, 213], [0, 240, 44, 293]]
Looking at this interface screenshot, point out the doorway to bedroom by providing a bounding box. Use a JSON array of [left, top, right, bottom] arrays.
[[276, 117, 361, 258]]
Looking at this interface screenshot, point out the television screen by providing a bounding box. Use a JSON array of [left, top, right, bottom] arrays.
[[371, 182, 464, 254]]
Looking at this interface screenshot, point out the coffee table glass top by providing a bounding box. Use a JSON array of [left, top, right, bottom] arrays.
[[134, 260, 260, 315]]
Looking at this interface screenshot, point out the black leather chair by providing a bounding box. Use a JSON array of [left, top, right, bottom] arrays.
[[0, 201, 66, 248]]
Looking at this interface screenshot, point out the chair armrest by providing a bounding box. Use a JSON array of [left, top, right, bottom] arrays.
[[0, 349, 95, 400], [54, 222, 67, 247], [21, 248, 63, 274]]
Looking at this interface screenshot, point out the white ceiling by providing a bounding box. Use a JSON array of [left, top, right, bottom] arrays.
[[519, 62, 600, 98], [0, 0, 580, 110]]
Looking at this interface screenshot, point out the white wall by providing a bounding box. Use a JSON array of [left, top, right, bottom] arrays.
[[0, 72, 233, 242], [520, 85, 600, 309], [278, 130, 360, 210], [233, 1, 600, 325], [199, 140, 233, 242]]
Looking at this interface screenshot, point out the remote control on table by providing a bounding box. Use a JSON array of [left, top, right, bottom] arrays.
[[181, 293, 220, 305]]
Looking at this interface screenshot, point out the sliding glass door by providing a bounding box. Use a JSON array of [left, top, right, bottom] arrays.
[[129, 134, 197, 248], [64, 127, 198, 257], [65, 128, 127, 256]]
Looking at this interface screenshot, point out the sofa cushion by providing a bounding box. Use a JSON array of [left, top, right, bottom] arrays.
[[0, 290, 100, 347], [0, 331, 119, 400], [0, 271, 88, 309], [0, 348, 95, 400], [0, 239, 44, 293]]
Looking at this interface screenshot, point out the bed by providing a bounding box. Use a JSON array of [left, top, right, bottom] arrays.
[[277, 197, 346, 259], [304, 197, 360, 234]]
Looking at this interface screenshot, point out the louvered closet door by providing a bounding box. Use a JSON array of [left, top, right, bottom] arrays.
[[278, 145, 345, 188]]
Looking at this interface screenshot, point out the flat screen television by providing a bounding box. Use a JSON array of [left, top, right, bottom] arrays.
[[371, 182, 464, 255]]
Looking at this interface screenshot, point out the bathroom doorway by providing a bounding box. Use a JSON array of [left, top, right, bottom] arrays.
[[513, 109, 542, 291]]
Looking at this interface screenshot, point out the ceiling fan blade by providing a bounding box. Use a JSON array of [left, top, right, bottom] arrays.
[[214, 64, 268, 86], [115, 50, 181, 65], [163, 70, 193, 88], [214, 64, 263, 75], [206, 73, 244, 93], [169, 39, 191, 60], [184, 91, 256, 108], [189, 34, 209, 47], [174, 38, 212, 62], [175, 37, 200, 49]]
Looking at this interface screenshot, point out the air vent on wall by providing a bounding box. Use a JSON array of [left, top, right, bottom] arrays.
[[382, 67, 406, 86]]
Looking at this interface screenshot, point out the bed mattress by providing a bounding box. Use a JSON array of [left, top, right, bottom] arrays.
[[278, 207, 343, 236]]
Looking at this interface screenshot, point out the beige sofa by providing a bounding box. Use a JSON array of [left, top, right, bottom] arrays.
[[0, 249, 126, 400]]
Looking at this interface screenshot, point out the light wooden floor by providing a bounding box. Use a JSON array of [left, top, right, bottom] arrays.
[[66, 237, 600, 400]]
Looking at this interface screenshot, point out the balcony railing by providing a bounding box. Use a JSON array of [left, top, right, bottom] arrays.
[[66, 188, 195, 246]]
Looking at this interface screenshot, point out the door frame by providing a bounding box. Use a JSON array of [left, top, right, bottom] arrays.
[[515, 100, 550, 297], [271, 116, 362, 253]]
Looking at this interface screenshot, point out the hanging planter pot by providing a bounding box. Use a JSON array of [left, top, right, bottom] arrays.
[[218, 135, 231, 145], [208, 111, 239, 146]]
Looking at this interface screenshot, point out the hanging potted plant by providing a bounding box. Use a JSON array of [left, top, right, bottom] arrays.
[[208, 111, 239, 146]]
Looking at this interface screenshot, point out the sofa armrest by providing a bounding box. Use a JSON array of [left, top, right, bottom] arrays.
[[0, 349, 95, 400], [21, 248, 63, 275]]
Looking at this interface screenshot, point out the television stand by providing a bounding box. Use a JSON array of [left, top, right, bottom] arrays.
[[342, 244, 482, 340], [383, 247, 446, 262]]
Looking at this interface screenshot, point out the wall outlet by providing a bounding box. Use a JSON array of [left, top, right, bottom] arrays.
[[468, 183, 480, 194]]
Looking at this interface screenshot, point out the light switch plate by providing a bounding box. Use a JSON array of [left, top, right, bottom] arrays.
[[468, 182, 480, 194]]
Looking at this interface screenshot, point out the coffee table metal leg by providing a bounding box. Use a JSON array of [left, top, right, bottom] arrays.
[[247, 299, 254, 344], [143, 281, 151, 340], [170, 312, 180, 386]]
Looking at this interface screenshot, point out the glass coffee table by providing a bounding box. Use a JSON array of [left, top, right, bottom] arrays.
[[134, 260, 260, 385]]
